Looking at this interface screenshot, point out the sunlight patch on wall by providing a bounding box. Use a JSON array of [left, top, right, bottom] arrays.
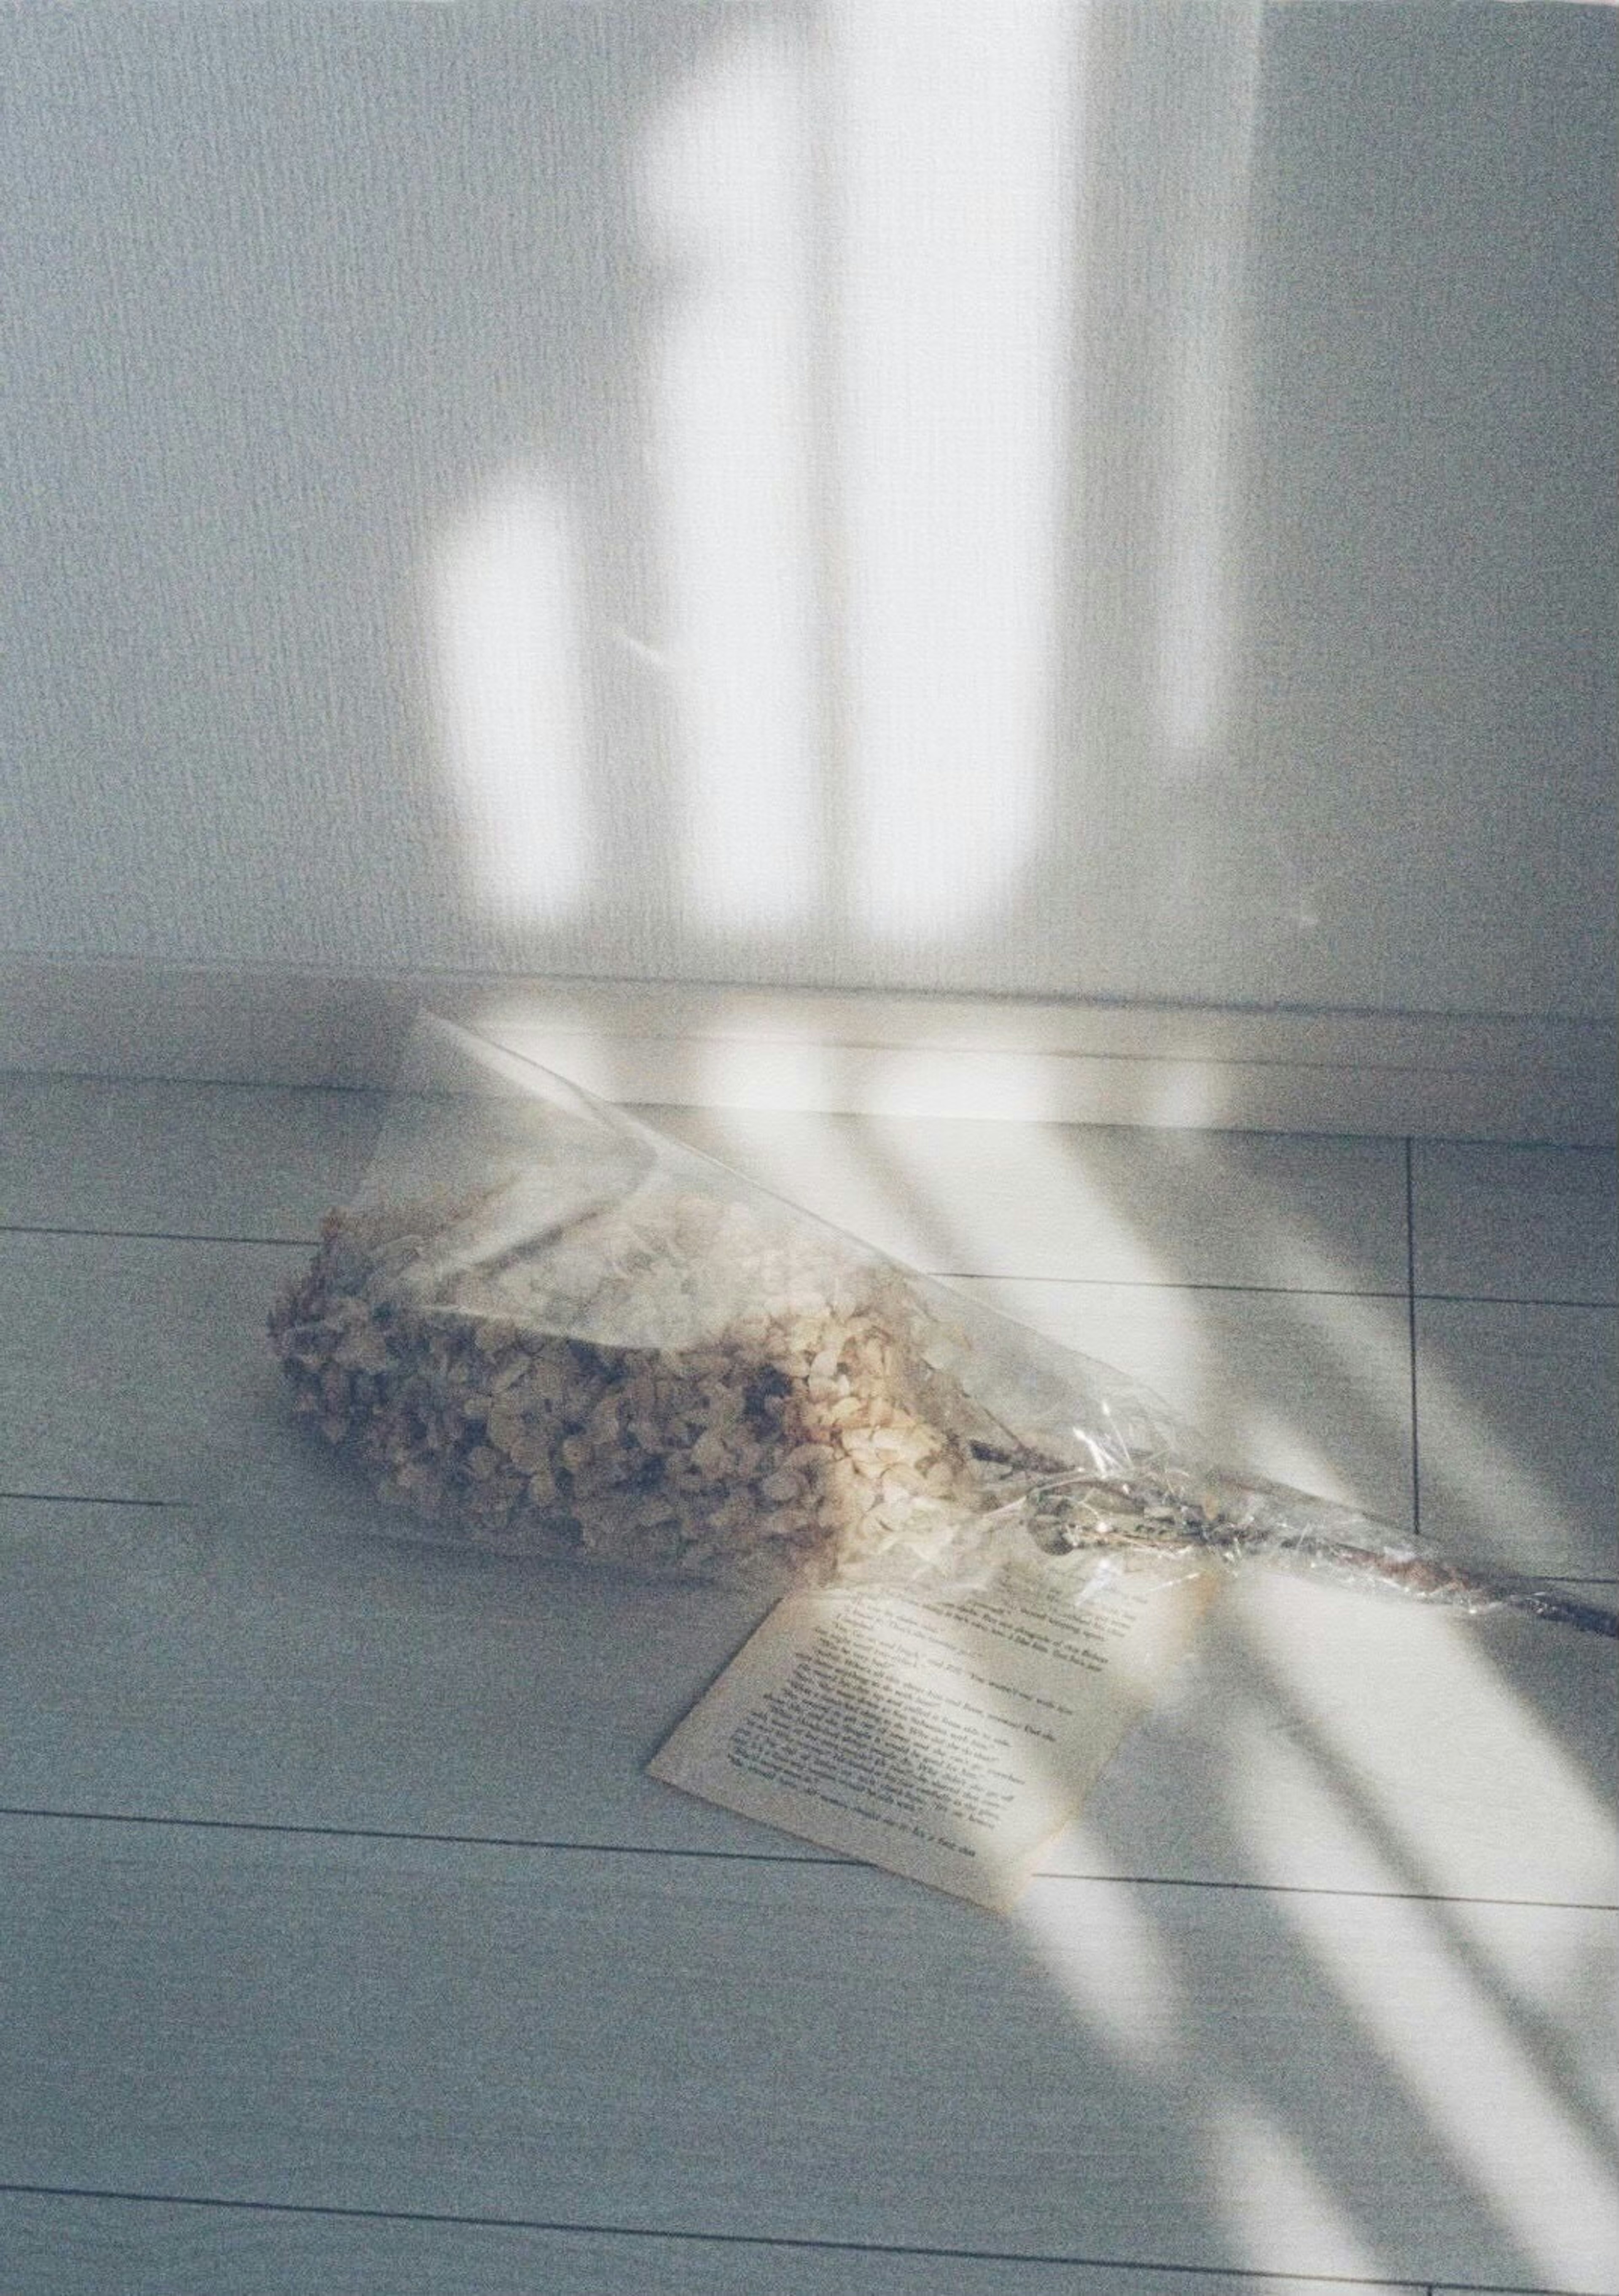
[[432, 470, 589, 924], [1156, 3, 1262, 774], [834, 0, 1080, 940], [1158, 353, 1230, 768], [642, 23, 819, 931]]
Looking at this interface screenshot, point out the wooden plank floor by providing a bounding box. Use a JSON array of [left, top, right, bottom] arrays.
[[1, 1077, 1614, 2294]]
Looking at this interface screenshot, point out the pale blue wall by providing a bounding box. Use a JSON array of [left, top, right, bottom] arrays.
[[1, 3, 1611, 1017]]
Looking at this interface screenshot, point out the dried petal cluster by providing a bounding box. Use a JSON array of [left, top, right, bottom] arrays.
[[269, 1185, 999, 1585]]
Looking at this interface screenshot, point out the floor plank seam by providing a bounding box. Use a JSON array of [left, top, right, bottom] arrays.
[[0, 2182, 1471, 2288], [5, 1220, 1613, 1311], [6, 1063, 1614, 1152], [0, 1490, 193, 1509], [1407, 1292, 1616, 1311], [2, 1807, 1612, 1913], [3, 2179, 1601, 2295], [7, 1490, 1613, 1596], [0, 1223, 315, 1247], [944, 1274, 1414, 1299], [0, 1068, 387, 1098]]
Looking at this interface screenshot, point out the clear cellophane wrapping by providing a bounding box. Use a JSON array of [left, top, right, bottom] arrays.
[[268, 1015, 1614, 1642]]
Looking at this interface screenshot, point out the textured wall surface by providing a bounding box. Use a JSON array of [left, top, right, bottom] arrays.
[[1, 3, 1613, 1017]]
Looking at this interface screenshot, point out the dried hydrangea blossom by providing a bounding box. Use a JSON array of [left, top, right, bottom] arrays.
[[268, 1181, 1020, 1590], [271, 1170, 1616, 1638]]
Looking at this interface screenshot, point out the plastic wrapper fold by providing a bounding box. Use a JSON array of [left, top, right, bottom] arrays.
[[267, 1015, 1615, 1641]]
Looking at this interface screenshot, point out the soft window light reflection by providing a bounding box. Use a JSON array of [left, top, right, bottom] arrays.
[[1222, 1585, 1619, 2280], [1158, 350, 1230, 766], [1279, 1271, 1579, 1560], [836, 0, 1078, 939], [1237, 1407, 1367, 1514], [1019, 1857, 1185, 2073], [1275, 1882, 1619, 2285], [432, 471, 589, 923], [642, 25, 819, 930], [1209, 2090, 1387, 2281], [1411, 1348, 1592, 1575], [1186, 1208, 1579, 1551], [1449, 1867, 1619, 2032], [1142, 1061, 1225, 1129], [1156, 4, 1261, 770], [1226, 1578, 1619, 1910]]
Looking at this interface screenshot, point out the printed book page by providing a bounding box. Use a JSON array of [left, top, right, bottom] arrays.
[[649, 1558, 1220, 1910]]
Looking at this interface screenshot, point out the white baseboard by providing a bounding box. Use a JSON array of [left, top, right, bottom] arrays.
[[1, 957, 1612, 1144]]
